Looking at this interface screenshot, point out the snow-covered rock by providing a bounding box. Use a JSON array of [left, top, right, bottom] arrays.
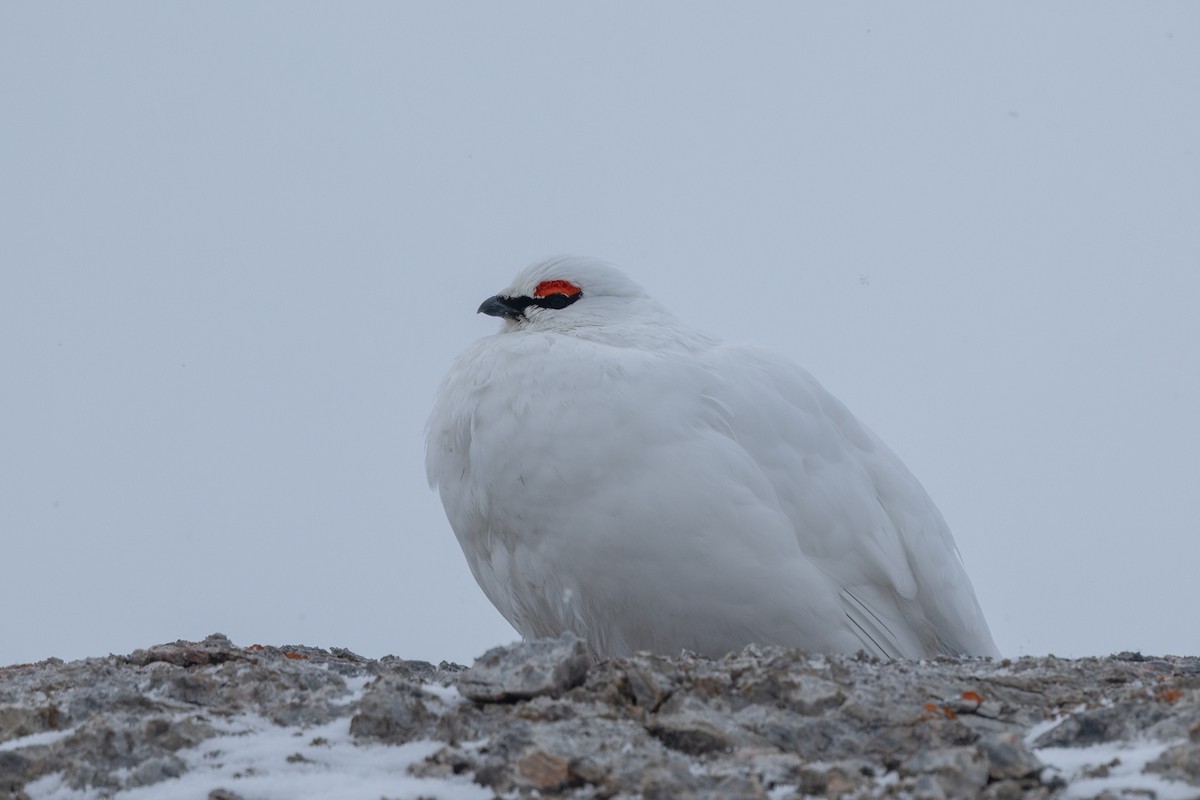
[[1, 634, 1197, 799]]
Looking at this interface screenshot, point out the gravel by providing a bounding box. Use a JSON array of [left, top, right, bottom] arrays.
[[1, 634, 1198, 798]]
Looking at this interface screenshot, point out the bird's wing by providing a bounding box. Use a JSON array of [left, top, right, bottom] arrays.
[[702, 345, 998, 658]]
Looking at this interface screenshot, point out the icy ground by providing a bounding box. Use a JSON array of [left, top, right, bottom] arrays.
[[9, 714, 488, 800], [1, 634, 1197, 799]]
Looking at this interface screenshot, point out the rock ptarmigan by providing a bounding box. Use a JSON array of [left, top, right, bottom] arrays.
[[427, 256, 999, 659]]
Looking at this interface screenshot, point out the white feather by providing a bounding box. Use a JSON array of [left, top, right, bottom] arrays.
[[427, 256, 999, 659]]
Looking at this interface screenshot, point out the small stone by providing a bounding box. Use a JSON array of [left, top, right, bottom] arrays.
[[124, 754, 186, 787], [0, 706, 60, 744], [705, 773, 767, 799], [0, 750, 32, 785], [733, 667, 845, 716], [731, 748, 806, 788], [1079, 757, 1119, 779], [648, 696, 737, 755], [979, 780, 1030, 800], [979, 732, 1044, 781], [458, 634, 589, 703], [127, 633, 239, 668], [408, 745, 477, 780], [567, 755, 609, 786], [516, 750, 570, 790], [1146, 740, 1200, 784], [901, 746, 990, 796], [807, 760, 875, 797], [208, 789, 245, 800], [164, 672, 214, 705], [621, 660, 675, 711], [911, 773, 948, 800], [784, 674, 845, 715], [349, 677, 434, 744]]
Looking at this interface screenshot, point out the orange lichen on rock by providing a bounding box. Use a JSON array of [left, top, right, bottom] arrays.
[[919, 702, 957, 721], [1155, 687, 1184, 703]]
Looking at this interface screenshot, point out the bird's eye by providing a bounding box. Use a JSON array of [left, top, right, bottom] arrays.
[[534, 280, 582, 299], [538, 293, 575, 309]]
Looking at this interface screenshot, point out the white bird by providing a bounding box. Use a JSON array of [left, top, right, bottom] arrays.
[[427, 256, 999, 660]]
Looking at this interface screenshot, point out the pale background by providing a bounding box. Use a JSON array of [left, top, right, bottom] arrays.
[[3, 3, 1197, 667]]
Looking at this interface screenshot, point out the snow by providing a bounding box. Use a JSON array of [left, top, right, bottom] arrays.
[[1023, 708, 1194, 799], [0, 728, 77, 752], [338, 673, 375, 697], [1022, 713, 1070, 746], [11, 710, 1199, 799], [1036, 739, 1193, 800], [420, 682, 466, 705], [22, 714, 490, 800]]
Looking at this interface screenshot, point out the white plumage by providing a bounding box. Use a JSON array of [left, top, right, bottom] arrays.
[[427, 256, 999, 659]]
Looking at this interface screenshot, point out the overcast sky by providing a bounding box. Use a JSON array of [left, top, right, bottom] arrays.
[[2, 3, 1198, 667]]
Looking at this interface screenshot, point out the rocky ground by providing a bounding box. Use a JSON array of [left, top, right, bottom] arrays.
[[1, 634, 1198, 799]]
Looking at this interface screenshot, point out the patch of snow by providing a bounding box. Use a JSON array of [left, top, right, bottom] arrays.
[[421, 682, 465, 704], [0, 727, 77, 752], [23, 713, 490, 800], [873, 769, 899, 788], [339, 673, 374, 697], [1036, 738, 1192, 800], [1022, 714, 1067, 746]]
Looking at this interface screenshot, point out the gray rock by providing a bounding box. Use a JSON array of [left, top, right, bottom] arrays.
[[0, 706, 62, 745], [614, 654, 678, 712], [349, 676, 436, 744], [979, 732, 1044, 781], [125, 754, 187, 787], [126, 633, 242, 668], [457, 633, 589, 702], [0, 750, 33, 788], [1031, 703, 1169, 748], [648, 694, 740, 755], [1, 635, 1198, 798], [207, 789, 245, 800], [901, 745, 991, 797], [1146, 739, 1200, 784]]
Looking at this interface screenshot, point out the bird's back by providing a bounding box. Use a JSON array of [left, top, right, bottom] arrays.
[[698, 343, 999, 658]]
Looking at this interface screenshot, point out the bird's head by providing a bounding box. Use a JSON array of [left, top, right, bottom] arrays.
[[478, 256, 649, 329]]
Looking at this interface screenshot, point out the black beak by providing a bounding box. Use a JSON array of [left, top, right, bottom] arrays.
[[478, 294, 528, 320]]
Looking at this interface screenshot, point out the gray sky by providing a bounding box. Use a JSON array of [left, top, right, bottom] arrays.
[[2, 3, 1198, 667]]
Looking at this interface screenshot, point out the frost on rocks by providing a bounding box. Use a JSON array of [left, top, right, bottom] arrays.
[[1, 636, 1198, 799], [456, 633, 589, 703]]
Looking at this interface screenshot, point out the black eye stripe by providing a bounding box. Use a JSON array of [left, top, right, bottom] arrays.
[[501, 292, 582, 313], [532, 292, 581, 310], [482, 291, 582, 320]]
